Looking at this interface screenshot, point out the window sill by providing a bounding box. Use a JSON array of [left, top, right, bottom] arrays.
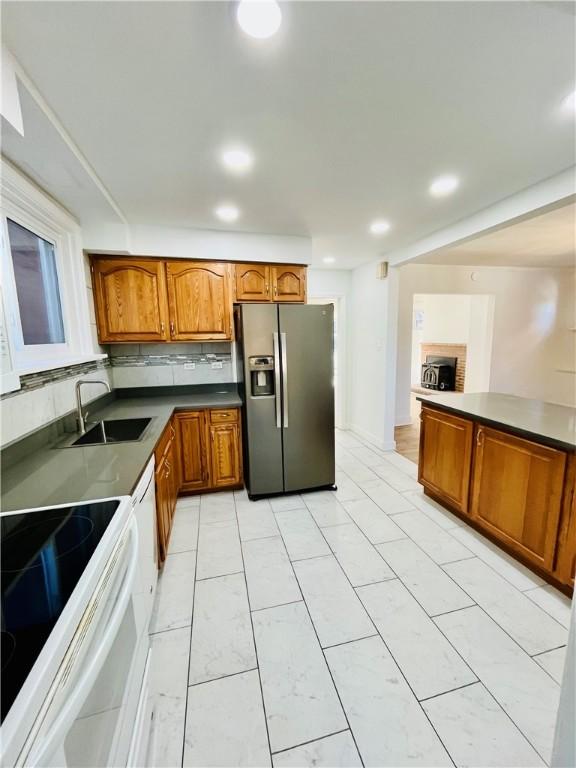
[[16, 353, 108, 377]]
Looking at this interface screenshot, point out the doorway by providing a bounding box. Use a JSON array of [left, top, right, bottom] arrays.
[[395, 292, 495, 463]]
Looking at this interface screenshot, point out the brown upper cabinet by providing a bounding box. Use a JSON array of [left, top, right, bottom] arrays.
[[418, 406, 474, 514], [470, 426, 566, 572], [271, 265, 307, 302], [90, 256, 233, 342], [90, 256, 307, 343], [165, 261, 233, 341], [235, 263, 271, 302], [91, 258, 169, 343], [234, 263, 306, 303]]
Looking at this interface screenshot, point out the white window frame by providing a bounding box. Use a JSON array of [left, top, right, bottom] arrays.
[[1, 159, 103, 383]]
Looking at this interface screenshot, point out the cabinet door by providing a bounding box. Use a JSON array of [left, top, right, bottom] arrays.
[[209, 423, 242, 488], [155, 454, 170, 565], [166, 261, 233, 340], [554, 454, 575, 588], [554, 453, 576, 588], [470, 426, 566, 571], [176, 411, 210, 491], [418, 407, 473, 514], [235, 263, 271, 302], [271, 266, 306, 303], [91, 258, 169, 342], [165, 439, 178, 522]]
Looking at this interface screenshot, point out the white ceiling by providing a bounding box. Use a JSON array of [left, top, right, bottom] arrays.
[[415, 200, 576, 268], [2, 1, 576, 269]]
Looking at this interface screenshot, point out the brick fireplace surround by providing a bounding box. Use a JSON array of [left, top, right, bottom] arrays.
[[420, 343, 467, 392]]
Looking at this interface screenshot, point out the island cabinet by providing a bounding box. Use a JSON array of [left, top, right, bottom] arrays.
[[91, 258, 169, 342], [419, 403, 575, 592], [234, 263, 307, 303], [470, 426, 566, 572], [554, 453, 576, 589], [418, 407, 474, 514]]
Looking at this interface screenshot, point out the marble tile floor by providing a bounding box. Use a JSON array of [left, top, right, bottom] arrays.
[[146, 429, 571, 768]]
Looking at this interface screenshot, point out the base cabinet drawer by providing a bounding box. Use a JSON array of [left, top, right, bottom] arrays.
[[470, 426, 566, 571], [418, 407, 473, 514], [210, 408, 239, 424]]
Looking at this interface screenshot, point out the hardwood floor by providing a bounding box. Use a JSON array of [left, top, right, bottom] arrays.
[[394, 395, 421, 464]]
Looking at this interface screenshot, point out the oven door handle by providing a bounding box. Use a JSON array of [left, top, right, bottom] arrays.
[[26, 519, 139, 767]]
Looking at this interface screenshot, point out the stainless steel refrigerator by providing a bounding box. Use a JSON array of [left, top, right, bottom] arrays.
[[236, 303, 335, 499]]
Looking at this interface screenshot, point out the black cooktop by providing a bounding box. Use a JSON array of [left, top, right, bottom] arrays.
[[1, 500, 120, 724]]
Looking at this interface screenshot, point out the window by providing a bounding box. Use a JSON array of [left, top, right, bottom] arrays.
[[1, 157, 103, 386], [7, 219, 65, 345]]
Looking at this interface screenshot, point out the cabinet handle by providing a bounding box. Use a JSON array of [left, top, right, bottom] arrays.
[[170, 321, 175, 336], [274, 285, 278, 296], [476, 428, 484, 447], [160, 321, 165, 333]]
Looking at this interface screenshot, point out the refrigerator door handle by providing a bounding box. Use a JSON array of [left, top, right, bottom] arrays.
[[273, 332, 282, 428], [281, 332, 288, 428]]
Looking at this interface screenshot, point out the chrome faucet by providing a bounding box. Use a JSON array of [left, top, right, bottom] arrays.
[[75, 380, 111, 434]]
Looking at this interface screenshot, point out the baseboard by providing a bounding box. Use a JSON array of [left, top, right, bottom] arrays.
[[395, 414, 413, 427], [348, 424, 396, 452]]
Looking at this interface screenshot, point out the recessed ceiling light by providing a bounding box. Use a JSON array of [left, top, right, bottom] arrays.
[[221, 146, 253, 174], [214, 204, 240, 223], [237, 0, 282, 39], [323, 256, 336, 264], [561, 89, 576, 114], [429, 175, 460, 197], [369, 219, 391, 236]]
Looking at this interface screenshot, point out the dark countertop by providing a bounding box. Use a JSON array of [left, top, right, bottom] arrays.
[[1, 388, 242, 512], [417, 392, 576, 451]]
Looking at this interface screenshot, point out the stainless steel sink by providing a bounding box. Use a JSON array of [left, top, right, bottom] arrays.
[[66, 418, 152, 447]]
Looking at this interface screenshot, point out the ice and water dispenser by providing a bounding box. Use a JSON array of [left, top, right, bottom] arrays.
[[249, 356, 275, 397]]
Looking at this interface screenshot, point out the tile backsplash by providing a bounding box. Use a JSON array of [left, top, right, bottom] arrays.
[[108, 343, 235, 388], [0, 359, 112, 447]]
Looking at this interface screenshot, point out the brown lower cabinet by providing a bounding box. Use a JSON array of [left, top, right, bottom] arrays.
[[419, 404, 575, 592], [155, 425, 178, 565], [155, 407, 243, 565], [418, 407, 473, 514], [470, 425, 566, 572]]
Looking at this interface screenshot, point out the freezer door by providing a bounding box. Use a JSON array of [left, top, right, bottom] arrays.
[[239, 304, 284, 495], [279, 304, 335, 492]]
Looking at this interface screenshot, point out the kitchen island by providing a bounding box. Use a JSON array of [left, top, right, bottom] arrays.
[[417, 392, 575, 594]]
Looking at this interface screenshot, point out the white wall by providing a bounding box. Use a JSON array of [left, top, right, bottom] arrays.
[[347, 262, 398, 450], [308, 269, 352, 429], [88, 223, 312, 265], [397, 264, 576, 423], [409, 293, 494, 394]]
